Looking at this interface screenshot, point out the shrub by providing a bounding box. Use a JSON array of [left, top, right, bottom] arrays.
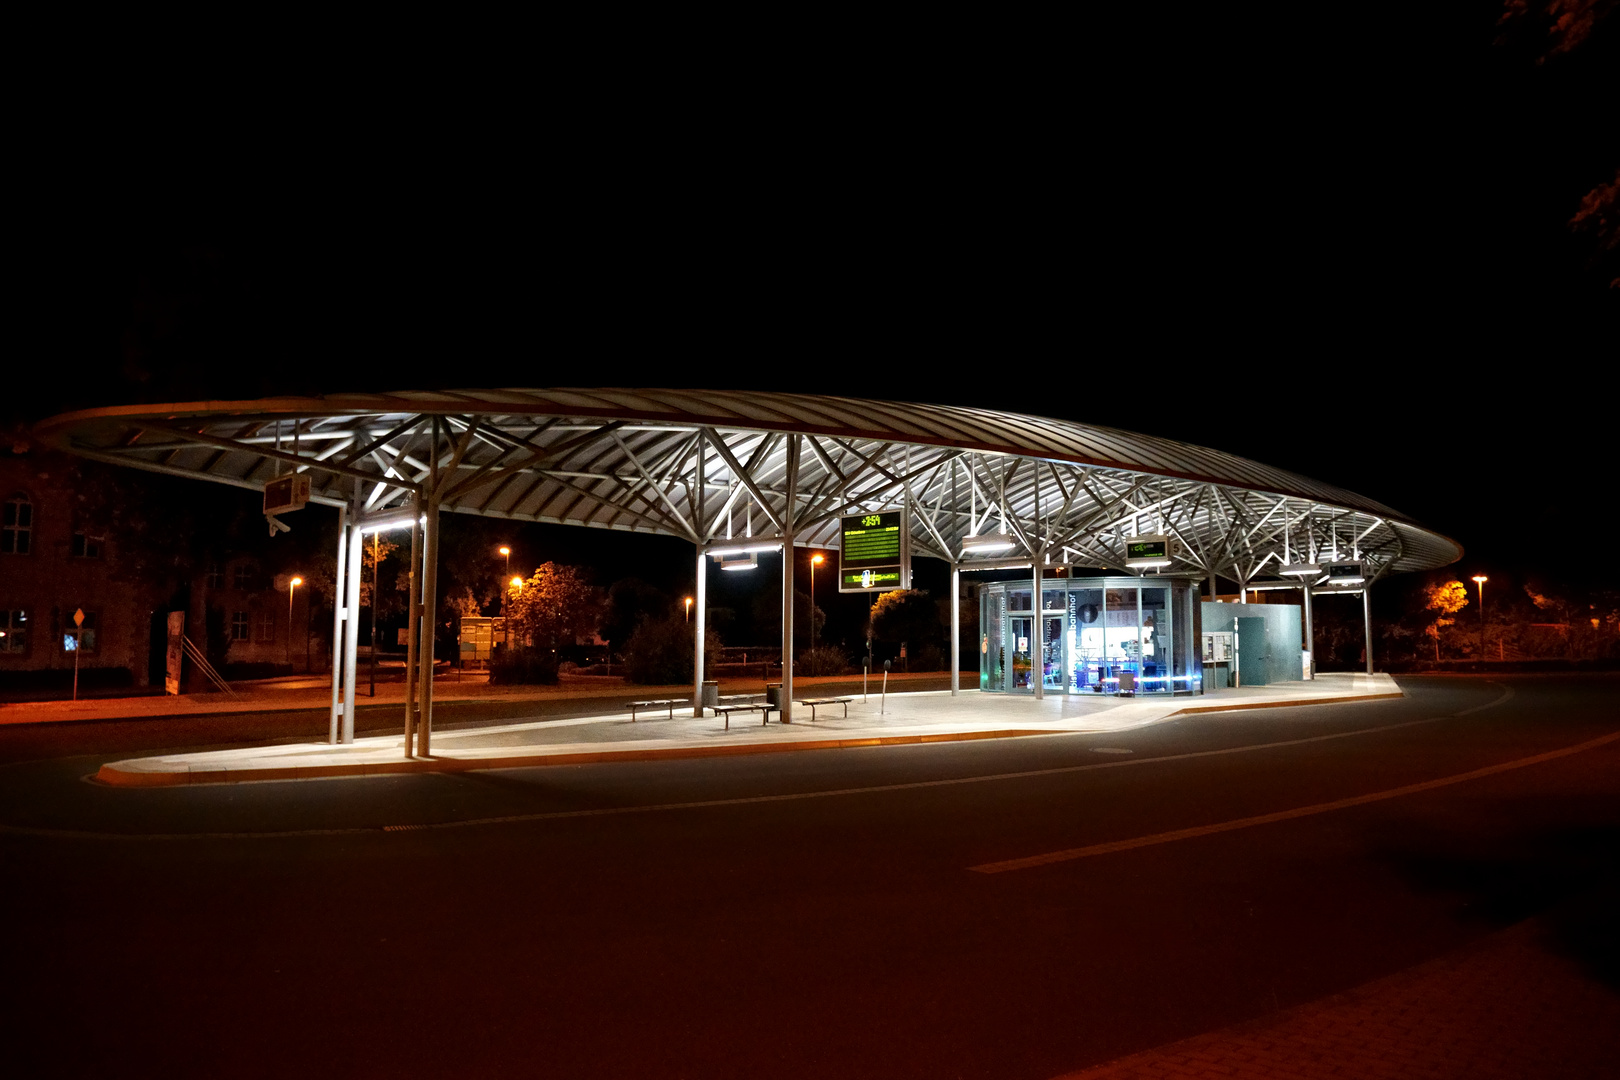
[[489, 649, 559, 685], [623, 617, 721, 685], [797, 646, 851, 676]]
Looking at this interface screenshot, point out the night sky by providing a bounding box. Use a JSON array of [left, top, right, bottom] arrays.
[[13, 4, 1616, 593]]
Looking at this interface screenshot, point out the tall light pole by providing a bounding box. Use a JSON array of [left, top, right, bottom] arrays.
[[685, 596, 693, 623], [1472, 575, 1487, 657], [370, 532, 379, 696], [288, 577, 302, 668], [499, 546, 512, 652], [809, 554, 823, 652], [508, 576, 524, 650]]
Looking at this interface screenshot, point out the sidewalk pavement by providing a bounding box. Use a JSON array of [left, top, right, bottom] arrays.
[[1053, 914, 1620, 1079], [0, 669, 947, 727], [92, 673, 1400, 786]]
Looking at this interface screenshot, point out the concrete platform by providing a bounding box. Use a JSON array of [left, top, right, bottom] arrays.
[[94, 673, 1402, 787]]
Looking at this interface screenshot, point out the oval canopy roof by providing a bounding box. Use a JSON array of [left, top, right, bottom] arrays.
[[34, 388, 1462, 583]]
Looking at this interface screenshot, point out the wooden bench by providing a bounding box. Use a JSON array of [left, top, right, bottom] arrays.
[[626, 699, 683, 721], [795, 697, 852, 721]]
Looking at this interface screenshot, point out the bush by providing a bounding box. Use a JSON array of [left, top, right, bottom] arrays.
[[797, 646, 851, 676], [623, 617, 721, 685], [489, 649, 560, 685]]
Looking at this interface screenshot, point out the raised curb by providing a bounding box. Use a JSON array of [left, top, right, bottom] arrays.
[[1167, 691, 1404, 715], [94, 727, 1059, 788]]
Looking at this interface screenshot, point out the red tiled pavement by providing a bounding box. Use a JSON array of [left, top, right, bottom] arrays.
[[1053, 918, 1620, 1079]]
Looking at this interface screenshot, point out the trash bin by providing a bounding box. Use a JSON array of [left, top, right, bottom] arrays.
[[701, 680, 719, 711], [1116, 670, 1136, 697], [765, 682, 782, 707]]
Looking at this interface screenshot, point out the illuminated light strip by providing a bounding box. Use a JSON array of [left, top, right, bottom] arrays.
[[969, 729, 1618, 875]]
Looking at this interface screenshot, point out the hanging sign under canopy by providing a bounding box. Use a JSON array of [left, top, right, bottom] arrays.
[[839, 510, 910, 593], [1124, 534, 1176, 569], [1325, 561, 1366, 584]]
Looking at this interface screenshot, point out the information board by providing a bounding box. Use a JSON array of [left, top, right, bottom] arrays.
[[839, 510, 909, 592]]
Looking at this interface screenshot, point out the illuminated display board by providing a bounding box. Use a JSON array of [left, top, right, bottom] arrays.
[[1126, 538, 1168, 561], [1326, 561, 1365, 581], [839, 510, 908, 592]]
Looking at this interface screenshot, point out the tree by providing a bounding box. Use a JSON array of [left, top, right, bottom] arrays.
[[1423, 579, 1470, 660], [869, 589, 945, 660], [600, 578, 670, 653], [506, 562, 600, 655], [622, 617, 721, 685]]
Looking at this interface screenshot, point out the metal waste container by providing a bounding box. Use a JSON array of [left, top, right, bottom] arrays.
[[765, 682, 782, 707], [701, 680, 719, 711]]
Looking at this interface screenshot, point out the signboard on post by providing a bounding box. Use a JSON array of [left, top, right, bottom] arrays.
[[263, 474, 311, 516], [838, 510, 909, 593]]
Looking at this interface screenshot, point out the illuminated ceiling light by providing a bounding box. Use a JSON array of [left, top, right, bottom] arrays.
[[961, 533, 1016, 555], [707, 541, 782, 557], [1279, 562, 1321, 577], [718, 553, 759, 571], [959, 563, 1033, 572]]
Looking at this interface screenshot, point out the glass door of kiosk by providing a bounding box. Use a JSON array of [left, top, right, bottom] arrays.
[[1009, 616, 1033, 690]]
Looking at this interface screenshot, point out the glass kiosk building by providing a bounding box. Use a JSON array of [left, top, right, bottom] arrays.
[[980, 576, 1201, 695]]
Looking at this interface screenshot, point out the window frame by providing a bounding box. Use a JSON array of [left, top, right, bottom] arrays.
[[230, 611, 251, 641], [62, 608, 99, 655], [0, 608, 29, 656], [2, 493, 32, 555]]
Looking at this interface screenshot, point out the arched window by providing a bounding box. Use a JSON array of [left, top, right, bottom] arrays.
[[2, 494, 31, 555]]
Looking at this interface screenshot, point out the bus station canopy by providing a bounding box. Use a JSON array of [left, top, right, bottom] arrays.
[[36, 388, 1461, 586]]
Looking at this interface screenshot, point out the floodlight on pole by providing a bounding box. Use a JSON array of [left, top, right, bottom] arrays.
[[810, 554, 824, 651], [685, 596, 693, 623], [500, 547, 512, 650], [1472, 575, 1487, 653]]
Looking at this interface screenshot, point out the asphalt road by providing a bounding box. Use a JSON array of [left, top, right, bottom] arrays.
[[2, 675, 1617, 1079]]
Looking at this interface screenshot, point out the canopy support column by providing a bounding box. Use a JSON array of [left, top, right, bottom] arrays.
[[418, 421, 441, 756], [950, 561, 961, 696], [328, 502, 348, 745], [779, 436, 799, 723], [1362, 585, 1374, 677], [339, 479, 363, 744], [693, 545, 707, 717], [1302, 581, 1315, 681], [1032, 466, 1042, 701], [402, 493, 422, 756]]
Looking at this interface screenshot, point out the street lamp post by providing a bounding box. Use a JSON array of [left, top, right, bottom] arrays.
[[370, 532, 379, 696], [684, 596, 693, 623], [809, 554, 823, 652], [288, 576, 302, 669], [1472, 575, 1487, 658], [499, 547, 511, 652]]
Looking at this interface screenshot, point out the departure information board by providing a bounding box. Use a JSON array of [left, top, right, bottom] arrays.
[[839, 510, 908, 592]]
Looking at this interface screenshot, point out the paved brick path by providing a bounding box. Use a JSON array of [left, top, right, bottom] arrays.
[[1056, 919, 1620, 1079]]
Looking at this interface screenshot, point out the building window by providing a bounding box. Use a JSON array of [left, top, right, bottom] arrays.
[[254, 611, 275, 644], [71, 532, 104, 559], [205, 563, 224, 588], [63, 610, 98, 654], [231, 611, 250, 641], [1, 609, 27, 654], [233, 563, 258, 590], [2, 495, 31, 555]]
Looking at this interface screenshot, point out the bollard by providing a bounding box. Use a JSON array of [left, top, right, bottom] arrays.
[[881, 659, 890, 715], [863, 657, 869, 703]]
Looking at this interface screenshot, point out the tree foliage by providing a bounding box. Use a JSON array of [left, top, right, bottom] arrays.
[[622, 616, 721, 685], [506, 562, 600, 653], [869, 589, 944, 648]]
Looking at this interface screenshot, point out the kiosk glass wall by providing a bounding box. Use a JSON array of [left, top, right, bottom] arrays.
[[979, 576, 1199, 695]]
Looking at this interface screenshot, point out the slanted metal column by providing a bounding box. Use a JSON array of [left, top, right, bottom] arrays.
[[328, 502, 349, 745], [402, 495, 422, 757], [340, 480, 363, 744], [950, 562, 961, 696], [693, 545, 707, 717], [1362, 585, 1374, 676]]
